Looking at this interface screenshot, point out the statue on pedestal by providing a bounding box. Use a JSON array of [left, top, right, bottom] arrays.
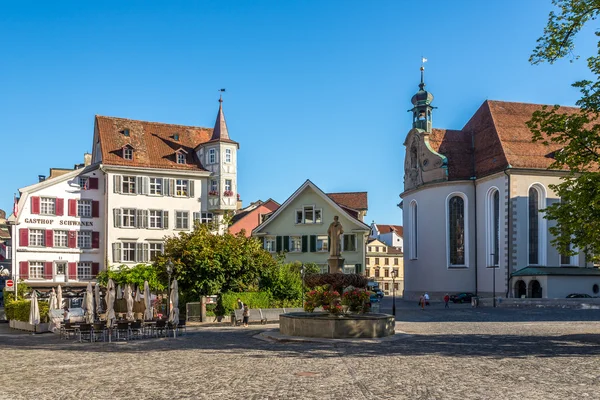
[[327, 216, 344, 273]]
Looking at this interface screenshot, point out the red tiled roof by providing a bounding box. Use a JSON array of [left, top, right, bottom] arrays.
[[96, 116, 213, 170], [327, 192, 368, 210], [429, 100, 580, 180], [375, 224, 403, 237]]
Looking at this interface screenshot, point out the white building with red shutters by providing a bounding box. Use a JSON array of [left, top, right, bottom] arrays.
[[12, 165, 105, 289]]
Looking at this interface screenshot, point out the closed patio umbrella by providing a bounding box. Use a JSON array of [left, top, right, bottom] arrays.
[[86, 282, 94, 323], [29, 290, 40, 332], [95, 283, 102, 314], [125, 284, 134, 321], [169, 279, 179, 325], [116, 284, 122, 300], [143, 281, 153, 320], [106, 279, 116, 328], [135, 286, 141, 303], [48, 288, 58, 310], [57, 285, 63, 310]]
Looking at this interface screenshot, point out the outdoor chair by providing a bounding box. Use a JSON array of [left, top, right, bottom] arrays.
[[130, 321, 143, 340], [116, 322, 131, 341], [78, 324, 93, 342], [154, 320, 167, 337], [92, 322, 106, 342], [61, 322, 77, 340]]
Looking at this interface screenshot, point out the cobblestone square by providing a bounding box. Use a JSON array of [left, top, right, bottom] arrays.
[[2, 300, 600, 400]]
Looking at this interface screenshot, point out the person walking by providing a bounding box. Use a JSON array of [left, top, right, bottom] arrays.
[[444, 293, 450, 308], [419, 294, 425, 310], [63, 305, 70, 324], [242, 305, 250, 327], [424, 292, 430, 306]]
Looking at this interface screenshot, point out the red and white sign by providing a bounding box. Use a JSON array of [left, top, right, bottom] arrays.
[[6, 279, 14, 287]]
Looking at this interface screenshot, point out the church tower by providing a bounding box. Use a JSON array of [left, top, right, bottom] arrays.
[[409, 64, 435, 132], [195, 95, 240, 232]]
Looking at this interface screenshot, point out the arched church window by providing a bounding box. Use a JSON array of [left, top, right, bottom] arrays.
[[409, 200, 418, 259], [528, 187, 541, 265], [486, 188, 500, 266], [448, 195, 465, 265]]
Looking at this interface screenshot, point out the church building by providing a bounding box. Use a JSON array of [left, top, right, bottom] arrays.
[[400, 66, 600, 300]]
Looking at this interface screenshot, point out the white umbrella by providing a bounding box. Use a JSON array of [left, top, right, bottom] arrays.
[[48, 288, 58, 310], [106, 279, 116, 328], [95, 283, 102, 314], [85, 282, 94, 323], [125, 284, 134, 321], [169, 279, 179, 325], [143, 281, 153, 321], [116, 284, 122, 300], [57, 285, 63, 310], [135, 286, 141, 303], [29, 290, 40, 331]]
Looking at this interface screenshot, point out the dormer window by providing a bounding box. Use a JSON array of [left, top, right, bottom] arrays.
[[177, 152, 186, 164], [122, 129, 130, 137], [123, 145, 134, 160], [173, 133, 180, 141]]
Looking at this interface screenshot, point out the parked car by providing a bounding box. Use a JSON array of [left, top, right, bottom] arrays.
[[566, 293, 593, 298], [450, 292, 476, 303]]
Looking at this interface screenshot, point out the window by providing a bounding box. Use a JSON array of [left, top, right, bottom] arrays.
[[54, 230, 68, 247], [201, 212, 213, 225], [40, 197, 56, 215], [175, 179, 189, 196], [394, 283, 399, 290], [122, 176, 136, 194], [56, 262, 66, 275], [122, 242, 136, 262], [487, 188, 500, 266], [409, 200, 418, 259], [264, 236, 276, 252], [149, 178, 163, 195], [149, 242, 164, 261], [123, 147, 133, 160], [528, 185, 547, 265], [78, 200, 92, 217], [393, 268, 399, 277], [394, 258, 399, 265], [29, 262, 44, 279], [342, 234, 356, 251], [375, 257, 379, 265], [343, 265, 355, 274], [290, 236, 302, 252], [384, 258, 389, 265], [375, 268, 380, 278], [122, 129, 130, 137], [225, 149, 232, 163], [316, 235, 329, 252], [384, 283, 389, 291], [225, 179, 232, 191], [176, 153, 186, 164], [209, 149, 216, 164], [384, 269, 389, 278], [77, 262, 92, 280], [376, 246, 379, 252], [368, 246, 372, 252], [29, 229, 45, 247], [78, 176, 89, 189], [296, 206, 322, 224], [77, 231, 92, 249], [448, 195, 466, 266], [175, 211, 189, 230], [365, 268, 370, 277], [149, 210, 164, 228], [122, 208, 136, 227]]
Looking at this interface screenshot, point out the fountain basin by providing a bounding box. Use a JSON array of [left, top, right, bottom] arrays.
[[280, 312, 395, 339]]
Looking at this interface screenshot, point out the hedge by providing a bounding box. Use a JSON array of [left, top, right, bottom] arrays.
[[220, 292, 272, 315], [5, 300, 50, 323]]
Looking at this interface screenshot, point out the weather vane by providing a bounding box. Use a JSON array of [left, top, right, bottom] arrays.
[[218, 88, 226, 102]]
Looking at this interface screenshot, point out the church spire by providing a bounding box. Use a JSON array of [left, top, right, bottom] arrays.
[[409, 58, 435, 132], [210, 90, 230, 141]]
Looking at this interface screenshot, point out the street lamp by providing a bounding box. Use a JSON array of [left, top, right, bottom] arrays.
[[166, 260, 174, 319], [391, 269, 397, 316], [301, 264, 305, 308]]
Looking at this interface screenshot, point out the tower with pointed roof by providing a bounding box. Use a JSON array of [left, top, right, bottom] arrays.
[[195, 95, 240, 231], [409, 64, 435, 132]]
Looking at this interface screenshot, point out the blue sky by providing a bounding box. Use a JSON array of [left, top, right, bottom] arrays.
[[0, 1, 595, 225]]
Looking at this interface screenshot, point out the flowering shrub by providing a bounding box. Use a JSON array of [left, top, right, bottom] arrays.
[[223, 190, 234, 197], [341, 288, 370, 312], [304, 287, 342, 314]]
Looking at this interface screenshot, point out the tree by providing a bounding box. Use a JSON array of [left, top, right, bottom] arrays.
[[527, 0, 600, 261], [96, 264, 165, 292], [259, 260, 320, 306], [154, 224, 277, 299]]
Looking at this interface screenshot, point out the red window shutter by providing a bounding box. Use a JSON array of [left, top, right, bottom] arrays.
[[68, 262, 77, 279], [19, 261, 29, 280], [44, 262, 53, 279], [68, 231, 77, 248], [31, 196, 40, 214], [19, 228, 29, 247], [45, 229, 53, 248], [68, 199, 77, 217], [92, 231, 100, 249], [89, 177, 99, 190], [92, 201, 100, 218], [92, 262, 100, 277], [55, 198, 64, 216]]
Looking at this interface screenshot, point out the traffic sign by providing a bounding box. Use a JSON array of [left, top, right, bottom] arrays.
[[6, 279, 13, 287]]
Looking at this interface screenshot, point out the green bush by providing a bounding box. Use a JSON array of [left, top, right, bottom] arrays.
[[220, 292, 272, 315], [5, 299, 49, 323]]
